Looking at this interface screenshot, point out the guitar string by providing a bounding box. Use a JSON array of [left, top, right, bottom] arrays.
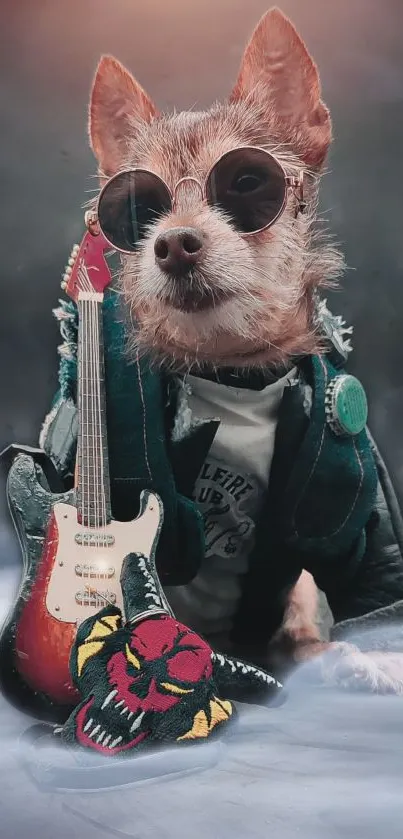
[[93, 295, 105, 544], [83, 297, 89, 538], [90, 299, 99, 561], [85, 297, 92, 602], [95, 294, 108, 538], [78, 264, 111, 606], [79, 296, 87, 600], [92, 293, 109, 598], [83, 296, 90, 603], [77, 273, 89, 604], [89, 298, 97, 600], [95, 296, 108, 537], [78, 298, 82, 529], [85, 296, 96, 602], [87, 288, 106, 600], [78, 296, 82, 529], [81, 277, 91, 601], [78, 267, 92, 541], [81, 282, 96, 602], [101, 300, 108, 534], [90, 301, 98, 538], [90, 298, 97, 537]]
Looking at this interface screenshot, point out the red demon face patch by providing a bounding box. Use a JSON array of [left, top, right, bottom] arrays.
[[60, 607, 234, 756]]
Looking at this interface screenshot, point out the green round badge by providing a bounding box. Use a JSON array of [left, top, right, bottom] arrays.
[[325, 375, 368, 437]]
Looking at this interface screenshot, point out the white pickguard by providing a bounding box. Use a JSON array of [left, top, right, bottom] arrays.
[[45, 493, 162, 624]]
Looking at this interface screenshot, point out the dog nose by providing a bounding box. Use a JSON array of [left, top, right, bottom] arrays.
[[154, 227, 203, 275]]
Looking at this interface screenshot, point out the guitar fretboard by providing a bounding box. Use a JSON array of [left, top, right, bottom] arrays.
[[76, 296, 112, 528]]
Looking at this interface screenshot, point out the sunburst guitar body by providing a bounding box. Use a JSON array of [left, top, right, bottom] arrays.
[[0, 226, 163, 721]]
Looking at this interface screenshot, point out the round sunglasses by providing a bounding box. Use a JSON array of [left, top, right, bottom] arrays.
[[90, 146, 305, 254]]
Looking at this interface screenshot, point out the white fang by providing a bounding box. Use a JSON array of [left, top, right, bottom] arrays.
[[130, 711, 145, 733], [101, 689, 118, 710], [89, 724, 101, 740]]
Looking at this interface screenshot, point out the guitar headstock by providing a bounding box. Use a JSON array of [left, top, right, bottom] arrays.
[[61, 223, 112, 303]]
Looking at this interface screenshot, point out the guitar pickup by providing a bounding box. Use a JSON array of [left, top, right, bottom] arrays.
[[74, 564, 115, 579], [74, 533, 115, 547]]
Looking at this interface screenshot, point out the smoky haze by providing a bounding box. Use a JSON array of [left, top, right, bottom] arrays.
[[1, 0, 403, 836], [1, 567, 403, 839]]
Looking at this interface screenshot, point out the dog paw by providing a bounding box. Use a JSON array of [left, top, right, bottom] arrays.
[[320, 642, 403, 695]]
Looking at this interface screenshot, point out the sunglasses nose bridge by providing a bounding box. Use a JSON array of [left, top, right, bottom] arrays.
[[172, 177, 204, 212]]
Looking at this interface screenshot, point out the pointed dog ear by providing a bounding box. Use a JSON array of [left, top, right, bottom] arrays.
[[89, 55, 158, 176], [230, 8, 331, 167]]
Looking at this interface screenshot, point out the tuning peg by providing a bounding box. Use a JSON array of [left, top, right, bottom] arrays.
[[60, 242, 81, 290]]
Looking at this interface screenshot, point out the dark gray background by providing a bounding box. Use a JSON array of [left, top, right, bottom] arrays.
[[1, 2, 403, 836]]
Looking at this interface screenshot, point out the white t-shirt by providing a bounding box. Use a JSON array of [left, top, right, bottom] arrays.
[[164, 369, 297, 648]]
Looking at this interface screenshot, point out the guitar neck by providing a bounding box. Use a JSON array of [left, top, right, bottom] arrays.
[[76, 292, 112, 528]]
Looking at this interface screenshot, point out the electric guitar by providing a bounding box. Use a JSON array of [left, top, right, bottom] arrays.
[[0, 223, 163, 720]]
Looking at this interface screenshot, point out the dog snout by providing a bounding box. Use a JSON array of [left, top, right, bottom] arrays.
[[154, 227, 203, 275]]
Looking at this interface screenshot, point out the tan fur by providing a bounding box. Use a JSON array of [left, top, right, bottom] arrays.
[[280, 570, 323, 644]]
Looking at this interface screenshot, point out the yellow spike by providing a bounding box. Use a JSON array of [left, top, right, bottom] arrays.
[[86, 619, 116, 641], [160, 682, 194, 695], [177, 697, 233, 741], [102, 614, 121, 632], [77, 641, 104, 677], [75, 617, 120, 677], [177, 710, 209, 741], [209, 697, 233, 726], [126, 644, 141, 670], [213, 696, 233, 717]]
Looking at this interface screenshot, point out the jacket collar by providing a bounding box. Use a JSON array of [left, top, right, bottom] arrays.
[[191, 361, 295, 391]]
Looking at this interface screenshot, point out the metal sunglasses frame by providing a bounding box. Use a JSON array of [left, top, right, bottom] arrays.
[[87, 145, 305, 253]]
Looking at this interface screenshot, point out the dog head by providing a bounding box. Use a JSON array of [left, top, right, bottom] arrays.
[[88, 8, 343, 370]]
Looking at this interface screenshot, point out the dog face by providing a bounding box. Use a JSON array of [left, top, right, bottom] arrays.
[[89, 8, 343, 370]]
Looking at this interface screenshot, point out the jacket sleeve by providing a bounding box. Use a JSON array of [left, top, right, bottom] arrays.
[[39, 299, 78, 484], [325, 431, 403, 628]]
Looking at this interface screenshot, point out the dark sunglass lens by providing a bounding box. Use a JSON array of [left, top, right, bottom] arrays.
[[206, 148, 287, 233], [97, 171, 172, 252]]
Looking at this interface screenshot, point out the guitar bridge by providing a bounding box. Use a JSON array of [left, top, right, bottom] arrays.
[[75, 590, 117, 608]]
